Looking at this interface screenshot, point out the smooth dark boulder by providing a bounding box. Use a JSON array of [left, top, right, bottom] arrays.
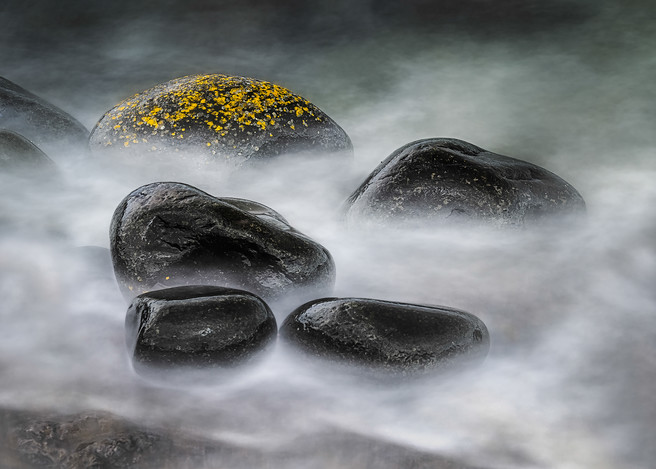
[[280, 297, 490, 374], [125, 285, 277, 372], [89, 73, 353, 165], [0, 76, 89, 159], [0, 130, 56, 175], [344, 138, 586, 227], [110, 182, 336, 304]]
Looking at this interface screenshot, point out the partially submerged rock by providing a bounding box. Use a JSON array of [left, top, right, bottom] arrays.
[[0, 130, 56, 176], [280, 297, 490, 375], [0, 76, 89, 159], [89, 74, 353, 165], [344, 138, 585, 227], [110, 182, 336, 304], [0, 407, 487, 469], [126, 285, 277, 373]]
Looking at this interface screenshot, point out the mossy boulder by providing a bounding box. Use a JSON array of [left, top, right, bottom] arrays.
[[110, 182, 336, 305], [0, 76, 89, 159], [344, 138, 586, 227], [280, 297, 490, 375], [90, 74, 353, 165]]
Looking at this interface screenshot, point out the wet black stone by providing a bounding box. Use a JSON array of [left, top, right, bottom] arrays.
[[0, 76, 89, 159], [280, 297, 490, 374], [89, 74, 353, 165], [0, 130, 56, 174], [126, 285, 277, 372], [344, 138, 586, 227], [110, 182, 336, 304]]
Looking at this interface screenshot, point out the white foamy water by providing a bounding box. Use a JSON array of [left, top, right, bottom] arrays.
[[1, 2, 655, 468]]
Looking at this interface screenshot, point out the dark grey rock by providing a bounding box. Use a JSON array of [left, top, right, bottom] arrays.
[[125, 285, 277, 372], [280, 297, 490, 374], [0, 130, 58, 180], [0, 77, 89, 159], [110, 182, 336, 304], [0, 408, 247, 469], [89, 74, 353, 165], [344, 138, 586, 227], [0, 407, 488, 469]]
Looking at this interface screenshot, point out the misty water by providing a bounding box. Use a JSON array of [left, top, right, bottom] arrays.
[[1, 1, 655, 468]]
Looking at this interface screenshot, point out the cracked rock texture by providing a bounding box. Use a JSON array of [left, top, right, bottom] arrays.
[[110, 182, 336, 305], [280, 297, 490, 375], [344, 138, 586, 227]]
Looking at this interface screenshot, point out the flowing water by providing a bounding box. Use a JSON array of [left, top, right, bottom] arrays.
[[1, 1, 655, 468]]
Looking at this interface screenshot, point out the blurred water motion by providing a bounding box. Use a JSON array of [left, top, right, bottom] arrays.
[[1, 1, 655, 468]]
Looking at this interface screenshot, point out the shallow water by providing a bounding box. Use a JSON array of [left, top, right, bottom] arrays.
[[1, 1, 655, 468]]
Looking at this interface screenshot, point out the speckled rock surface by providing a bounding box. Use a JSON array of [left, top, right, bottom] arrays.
[[89, 74, 353, 164], [280, 297, 490, 374], [0, 407, 486, 469], [126, 285, 277, 372], [110, 182, 336, 304], [344, 138, 586, 227], [0, 130, 56, 174], [0, 77, 89, 159]]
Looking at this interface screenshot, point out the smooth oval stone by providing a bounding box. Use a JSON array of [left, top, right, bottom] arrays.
[[344, 138, 586, 227], [126, 285, 277, 372], [280, 297, 490, 374], [110, 182, 336, 304], [0, 129, 56, 174], [0, 76, 89, 159], [89, 74, 353, 165]]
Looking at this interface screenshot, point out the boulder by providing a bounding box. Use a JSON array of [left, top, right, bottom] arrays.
[[280, 297, 490, 374], [344, 138, 586, 227], [0, 129, 56, 175], [0, 76, 89, 159], [125, 285, 277, 372], [110, 182, 336, 304], [89, 73, 353, 165]]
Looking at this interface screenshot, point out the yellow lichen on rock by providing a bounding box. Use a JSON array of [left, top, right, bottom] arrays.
[[89, 73, 353, 162]]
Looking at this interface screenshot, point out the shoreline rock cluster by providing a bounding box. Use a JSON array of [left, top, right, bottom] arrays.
[[1, 73, 589, 376], [1, 73, 586, 465]]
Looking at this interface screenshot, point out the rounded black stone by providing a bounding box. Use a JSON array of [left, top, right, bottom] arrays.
[[0, 76, 89, 159], [344, 138, 586, 227], [110, 182, 336, 304], [280, 297, 490, 374], [0, 129, 56, 174], [89, 74, 353, 165], [125, 285, 277, 371]]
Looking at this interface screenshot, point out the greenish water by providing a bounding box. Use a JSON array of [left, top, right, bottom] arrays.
[[1, 2, 655, 468]]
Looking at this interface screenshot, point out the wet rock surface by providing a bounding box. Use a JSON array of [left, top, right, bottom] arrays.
[[280, 297, 490, 374], [0, 130, 56, 174], [0, 407, 485, 469], [344, 138, 586, 227], [125, 285, 277, 372], [110, 182, 336, 304], [0, 77, 89, 159], [89, 74, 353, 165]]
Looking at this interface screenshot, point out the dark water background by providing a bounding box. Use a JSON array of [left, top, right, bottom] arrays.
[[1, 1, 655, 468]]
